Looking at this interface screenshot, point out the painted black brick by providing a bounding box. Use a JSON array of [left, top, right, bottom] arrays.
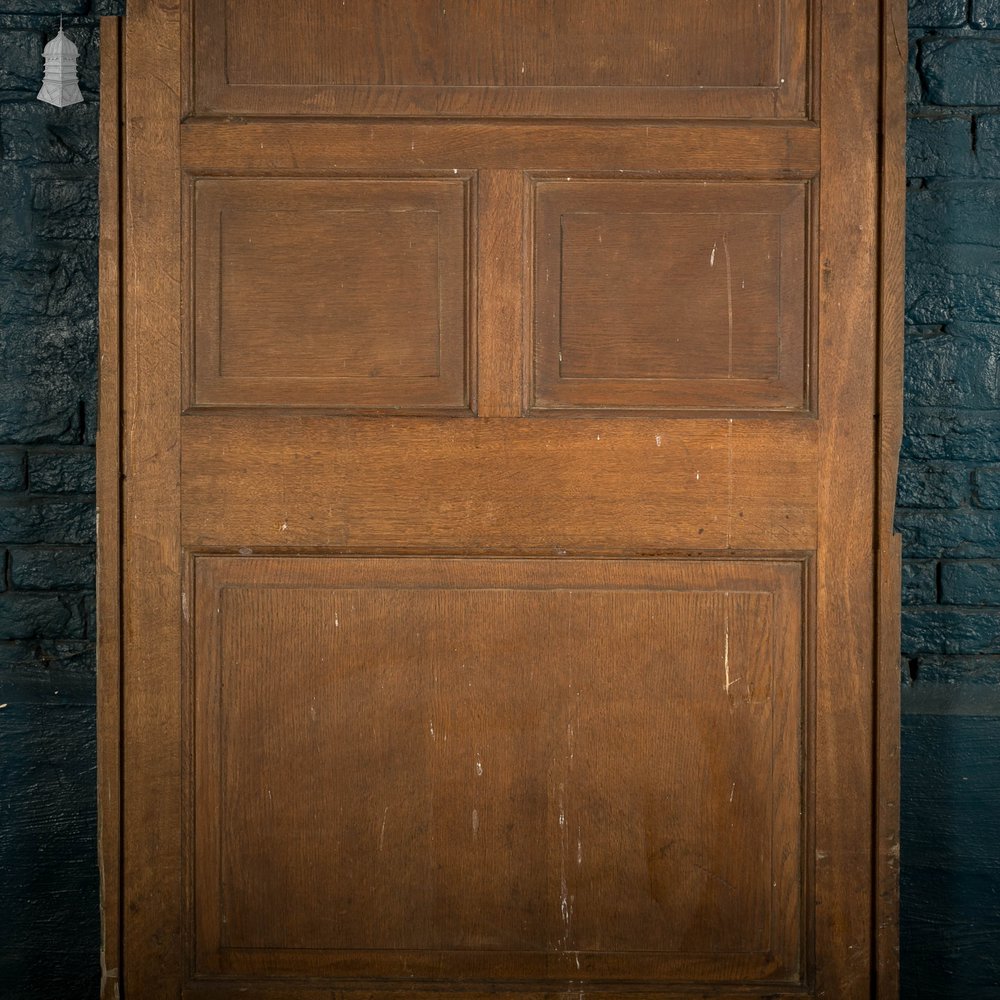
[[974, 1, 1000, 28], [0, 4, 119, 997], [27, 448, 95, 493], [8, 546, 95, 589], [0, 450, 27, 492], [902, 7, 1000, 995]]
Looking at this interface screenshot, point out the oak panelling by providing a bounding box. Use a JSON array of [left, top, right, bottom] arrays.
[[180, 417, 817, 553], [193, 557, 804, 982], [180, 988, 817, 1000], [121, 2, 185, 997], [188, 176, 471, 411], [813, 2, 880, 997], [191, 0, 809, 119], [180, 122, 821, 178], [531, 179, 809, 412], [113, 2, 903, 996]]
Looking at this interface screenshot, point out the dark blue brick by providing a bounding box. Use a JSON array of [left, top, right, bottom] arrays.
[[908, 38, 923, 106], [0, 638, 95, 704], [905, 243, 1000, 324], [977, 115, 1000, 178], [903, 607, 1000, 654], [30, 172, 98, 242], [0, 592, 84, 640], [0, 2, 91, 15], [898, 459, 970, 507], [940, 560, 1000, 604], [903, 408, 1000, 461], [0, 101, 100, 165], [8, 546, 94, 590], [974, 466, 1000, 507], [972, 1, 1000, 28], [905, 653, 1000, 683], [0, 450, 26, 492], [0, 318, 97, 443], [907, 116, 975, 178], [903, 560, 939, 604], [923, 37, 1000, 106], [908, 181, 1000, 248], [896, 508, 1000, 557], [28, 448, 94, 493], [904, 325, 1000, 407], [909, 0, 968, 26], [0, 500, 95, 544], [0, 29, 43, 91]]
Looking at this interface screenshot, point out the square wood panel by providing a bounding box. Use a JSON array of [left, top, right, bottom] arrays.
[[188, 176, 471, 411], [191, 0, 809, 119], [192, 556, 806, 985], [531, 179, 810, 413]]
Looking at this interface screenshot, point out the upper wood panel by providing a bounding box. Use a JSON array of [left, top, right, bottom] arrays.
[[190, 0, 810, 119], [531, 178, 810, 413], [187, 176, 471, 411]]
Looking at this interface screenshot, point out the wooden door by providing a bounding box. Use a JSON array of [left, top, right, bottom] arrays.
[[101, 3, 904, 998]]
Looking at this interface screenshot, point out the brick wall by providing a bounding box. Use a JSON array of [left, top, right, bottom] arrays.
[[900, 1, 1000, 996], [0, 3, 119, 996]]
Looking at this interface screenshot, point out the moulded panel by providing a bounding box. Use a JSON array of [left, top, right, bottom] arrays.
[[190, 0, 810, 119], [188, 176, 471, 411], [531, 179, 810, 413], [192, 556, 806, 984]]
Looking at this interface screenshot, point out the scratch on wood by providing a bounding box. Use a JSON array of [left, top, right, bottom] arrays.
[[723, 594, 740, 694]]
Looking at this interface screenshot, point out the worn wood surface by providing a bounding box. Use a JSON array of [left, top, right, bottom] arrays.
[[875, 0, 907, 995], [96, 16, 122, 1000], [108, 2, 902, 997], [191, 0, 809, 119], [121, 1, 184, 996], [811, 3, 881, 996]]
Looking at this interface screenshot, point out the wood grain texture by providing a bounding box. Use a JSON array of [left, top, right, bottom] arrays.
[[97, 16, 122, 1000], [190, 0, 809, 119], [530, 178, 809, 412], [121, 2, 185, 997], [180, 417, 817, 553], [812, 1, 880, 997], [106, 2, 903, 996], [187, 175, 472, 412], [180, 121, 821, 177], [875, 0, 907, 995], [192, 557, 804, 983], [476, 170, 524, 417]]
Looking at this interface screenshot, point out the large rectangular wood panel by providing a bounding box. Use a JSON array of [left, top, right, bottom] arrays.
[[110, 3, 902, 1000], [194, 557, 805, 983], [191, 0, 810, 119]]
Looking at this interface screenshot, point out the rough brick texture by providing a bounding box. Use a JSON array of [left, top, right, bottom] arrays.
[[902, 8, 1000, 997], [0, 4, 121, 998], [903, 11, 1000, 680]]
